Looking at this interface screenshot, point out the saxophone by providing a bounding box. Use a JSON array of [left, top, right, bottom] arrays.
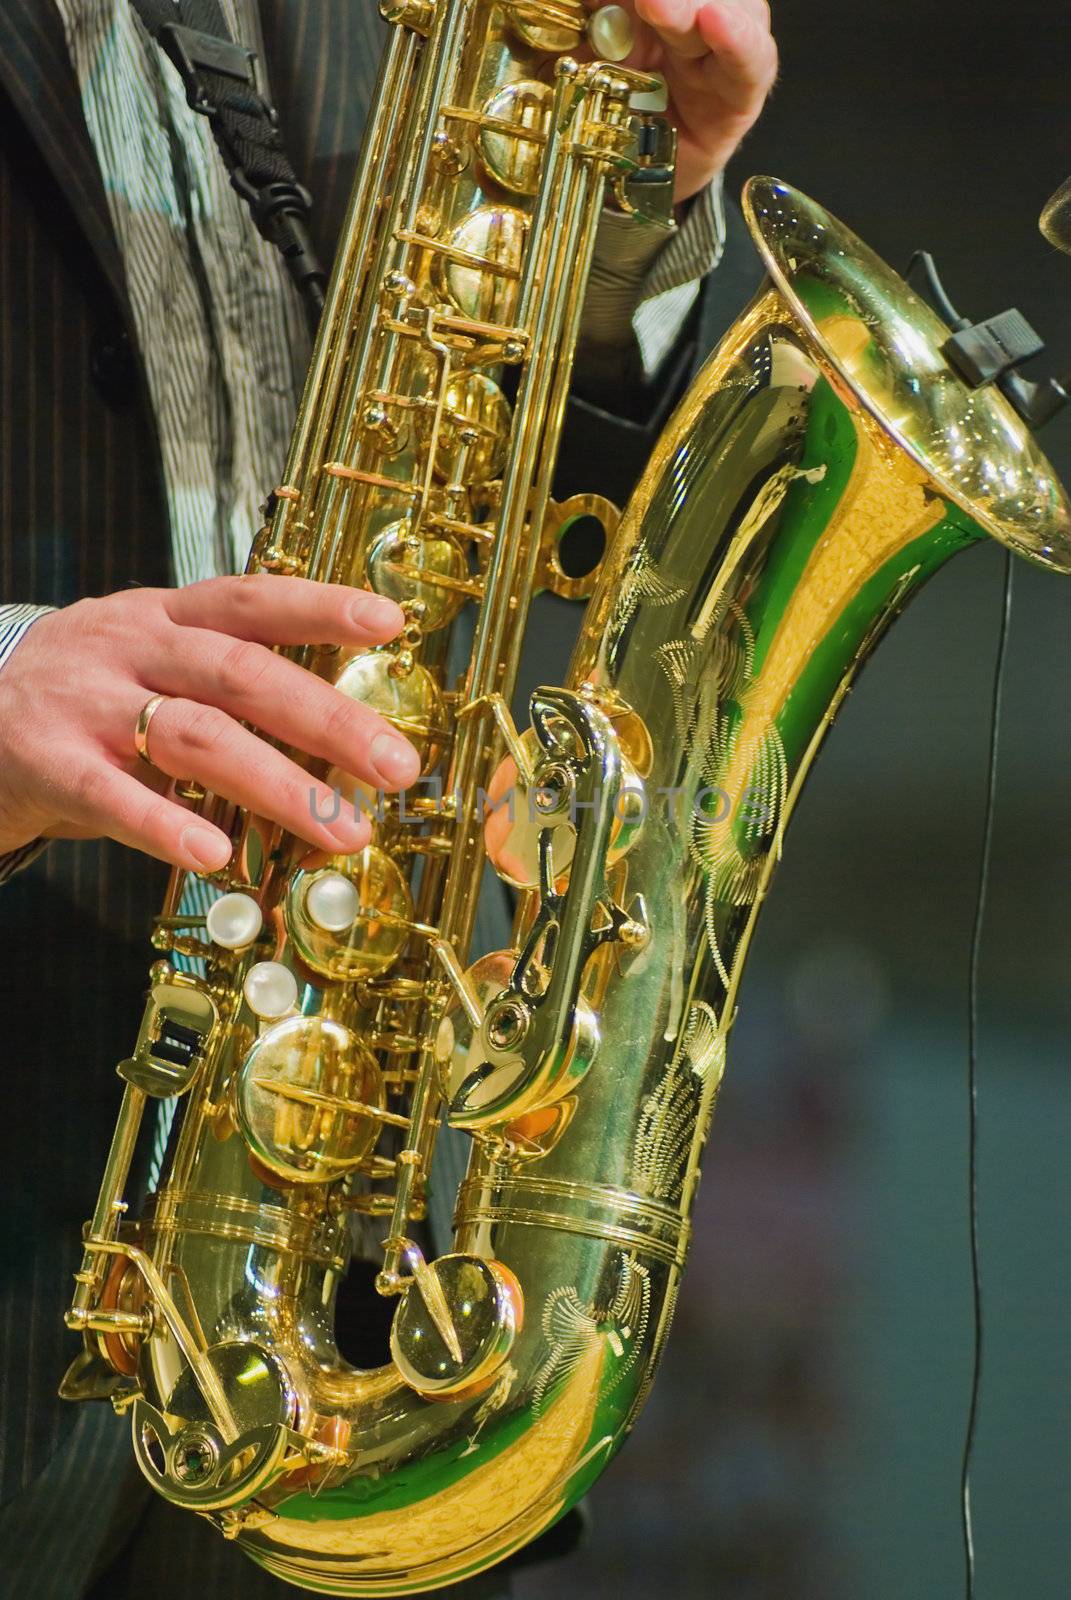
[[62, 0, 1071, 1591]]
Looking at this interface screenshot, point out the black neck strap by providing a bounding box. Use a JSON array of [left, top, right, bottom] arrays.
[[129, 0, 326, 321]]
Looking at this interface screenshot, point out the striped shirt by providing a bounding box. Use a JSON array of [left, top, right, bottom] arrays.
[[0, 0, 725, 884], [56, 0, 310, 588]]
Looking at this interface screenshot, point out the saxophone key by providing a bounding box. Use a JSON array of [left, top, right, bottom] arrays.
[[433, 949, 598, 1130], [477, 81, 552, 196], [285, 848, 413, 980], [334, 647, 446, 775], [389, 1251, 522, 1399], [365, 519, 470, 629], [237, 1016, 387, 1184]]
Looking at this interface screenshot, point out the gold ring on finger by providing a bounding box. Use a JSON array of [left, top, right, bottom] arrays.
[[134, 693, 170, 771]]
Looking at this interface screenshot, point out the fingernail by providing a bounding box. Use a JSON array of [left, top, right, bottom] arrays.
[[351, 592, 405, 632], [327, 808, 369, 850], [181, 825, 232, 871], [370, 730, 421, 787]]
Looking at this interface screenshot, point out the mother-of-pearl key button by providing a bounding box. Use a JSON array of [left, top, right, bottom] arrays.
[[306, 871, 361, 933], [206, 892, 263, 950], [243, 962, 299, 1020], [588, 4, 635, 61]]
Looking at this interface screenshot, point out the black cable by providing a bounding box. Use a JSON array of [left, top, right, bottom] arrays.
[[961, 549, 1014, 1599]]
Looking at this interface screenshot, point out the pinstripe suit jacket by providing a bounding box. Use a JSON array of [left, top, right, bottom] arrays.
[[0, 1, 763, 1589]]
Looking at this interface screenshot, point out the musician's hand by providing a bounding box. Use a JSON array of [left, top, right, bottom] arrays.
[[0, 577, 422, 871], [620, 0, 778, 201]]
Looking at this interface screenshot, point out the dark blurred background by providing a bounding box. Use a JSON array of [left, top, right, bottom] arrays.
[[517, 2, 1071, 1596]]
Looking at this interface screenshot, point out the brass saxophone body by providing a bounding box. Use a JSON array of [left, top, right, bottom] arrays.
[[63, 0, 1071, 1591]]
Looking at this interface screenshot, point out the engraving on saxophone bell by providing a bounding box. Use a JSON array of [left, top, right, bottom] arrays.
[[532, 1252, 650, 1409]]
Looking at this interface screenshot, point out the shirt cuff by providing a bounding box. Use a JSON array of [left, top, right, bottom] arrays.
[[0, 602, 55, 669], [0, 604, 56, 884], [0, 837, 48, 885], [579, 174, 729, 382]]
